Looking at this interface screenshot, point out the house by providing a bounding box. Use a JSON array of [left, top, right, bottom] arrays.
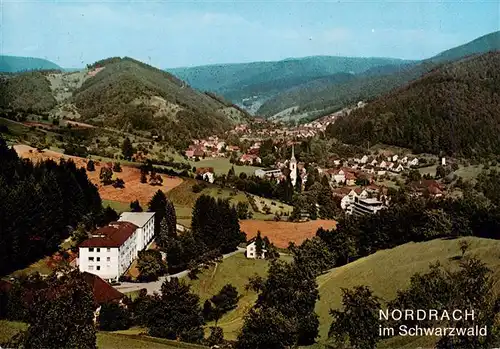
[[334, 187, 368, 210], [0, 272, 124, 323], [79, 212, 155, 282], [362, 165, 375, 174], [393, 164, 405, 173], [359, 155, 369, 164], [246, 239, 266, 259], [328, 169, 345, 184], [409, 180, 444, 198], [400, 156, 408, 164], [370, 159, 378, 166], [196, 167, 215, 183], [240, 154, 262, 165], [392, 155, 399, 162], [387, 162, 395, 170], [408, 158, 419, 167], [379, 161, 388, 169], [345, 171, 357, 186], [81, 272, 125, 305]]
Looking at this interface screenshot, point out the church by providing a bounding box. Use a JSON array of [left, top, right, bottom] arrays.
[[289, 145, 297, 187]]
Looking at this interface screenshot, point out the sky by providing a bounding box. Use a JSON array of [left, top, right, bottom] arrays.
[[1, 0, 499, 68]]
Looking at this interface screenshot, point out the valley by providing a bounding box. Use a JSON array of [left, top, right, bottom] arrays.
[[1, 5, 500, 348]]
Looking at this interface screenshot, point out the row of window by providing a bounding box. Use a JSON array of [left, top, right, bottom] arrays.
[[88, 257, 111, 262], [88, 265, 112, 271], [88, 247, 112, 253]]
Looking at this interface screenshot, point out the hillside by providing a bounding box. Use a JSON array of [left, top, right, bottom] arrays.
[[327, 52, 500, 157], [258, 30, 500, 120], [0, 57, 249, 150], [0, 72, 57, 113], [70, 57, 248, 148], [167, 56, 413, 110], [197, 237, 500, 348], [0, 55, 62, 73]]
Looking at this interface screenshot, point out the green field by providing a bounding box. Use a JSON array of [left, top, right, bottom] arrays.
[[186, 252, 293, 340], [195, 237, 500, 347], [0, 321, 206, 349], [168, 179, 291, 227], [315, 237, 500, 347], [102, 199, 130, 214], [188, 157, 260, 176]]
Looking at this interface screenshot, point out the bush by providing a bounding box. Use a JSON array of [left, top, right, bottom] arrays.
[[113, 178, 125, 188], [192, 182, 207, 193], [99, 303, 131, 331], [113, 162, 122, 172]]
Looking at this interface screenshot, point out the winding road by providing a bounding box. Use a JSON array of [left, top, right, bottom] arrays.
[[114, 247, 246, 295]]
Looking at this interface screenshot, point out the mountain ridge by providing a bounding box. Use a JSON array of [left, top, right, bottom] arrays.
[[257, 30, 500, 119], [0, 55, 62, 73]]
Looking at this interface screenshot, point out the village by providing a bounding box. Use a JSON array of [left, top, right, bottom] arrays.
[[183, 116, 448, 218]]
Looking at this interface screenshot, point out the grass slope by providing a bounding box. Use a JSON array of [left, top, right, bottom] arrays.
[[0, 321, 206, 349], [198, 237, 500, 346], [316, 237, 500, 347], [167, 179, 293, 227], [187, 253, 293, 340]]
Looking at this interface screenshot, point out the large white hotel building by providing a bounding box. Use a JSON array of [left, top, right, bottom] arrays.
[[78, 212, 155, 281]]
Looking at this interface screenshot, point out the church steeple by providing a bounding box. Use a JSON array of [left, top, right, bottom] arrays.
[[289, 144, 297, 187]]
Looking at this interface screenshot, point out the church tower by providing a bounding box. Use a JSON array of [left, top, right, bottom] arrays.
[[289, 144, 297, 186]]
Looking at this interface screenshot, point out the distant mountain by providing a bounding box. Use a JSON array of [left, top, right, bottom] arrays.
[[258, 31, 500, 120], [166, 56, 414, 108], [0, 55, 62, 73], [429, 31, 500, 64], [327, 52, 500, 157]]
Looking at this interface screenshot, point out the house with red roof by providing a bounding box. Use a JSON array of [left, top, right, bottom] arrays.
[[409, 180, 444, 198], [240, 154, 262, 165]]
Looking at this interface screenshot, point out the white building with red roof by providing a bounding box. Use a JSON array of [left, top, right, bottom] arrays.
[[78, 212, 155, 282]]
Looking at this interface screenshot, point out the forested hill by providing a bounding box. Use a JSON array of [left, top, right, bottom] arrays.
[[429, 31, 500, 64], [327, 52, 500, 158], [0, 55, 62, 73], [167, 56, 413, 103], [73, 57, 249, 149], [257, 31, 500, 119]]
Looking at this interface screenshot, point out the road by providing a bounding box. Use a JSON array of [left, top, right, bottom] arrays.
[[115, 247, 245, 295]]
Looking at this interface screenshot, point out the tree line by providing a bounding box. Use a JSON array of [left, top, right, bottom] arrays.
[[0, 137, 102, 276]]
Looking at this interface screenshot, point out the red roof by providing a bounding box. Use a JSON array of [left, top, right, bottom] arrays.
[[345, 172, 356, 180], [196, 167, 214, 174], [80, 222, 138, 248], [81, 272, 124, 304]]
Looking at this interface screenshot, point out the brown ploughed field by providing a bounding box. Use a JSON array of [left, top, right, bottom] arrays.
[[240, 219, 337, 248], [14, 145, 183, 206]]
